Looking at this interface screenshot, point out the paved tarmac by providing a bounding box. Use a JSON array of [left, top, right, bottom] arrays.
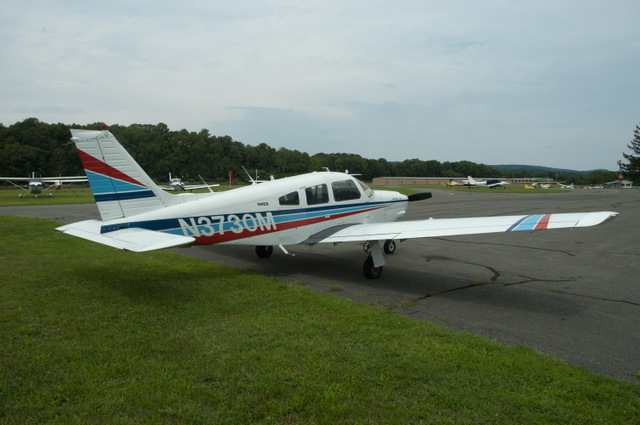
[[2, 188, 639, 381]]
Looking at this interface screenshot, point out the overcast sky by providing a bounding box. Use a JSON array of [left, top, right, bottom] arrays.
[[2, 1, 639, 170]]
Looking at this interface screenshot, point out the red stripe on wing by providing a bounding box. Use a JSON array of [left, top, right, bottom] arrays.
[[534, 214, 551, 230]]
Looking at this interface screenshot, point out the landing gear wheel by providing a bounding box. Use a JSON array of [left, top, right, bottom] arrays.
[[255, 245, 273, 258], [383, 240, 396, 255], [363, 256, 383, 279]]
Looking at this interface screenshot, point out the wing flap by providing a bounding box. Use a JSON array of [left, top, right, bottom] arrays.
[[56, 220, 195, 252], [309, 211, 618, 244]]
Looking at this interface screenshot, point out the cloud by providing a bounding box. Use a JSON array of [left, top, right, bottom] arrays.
[[1, 0, 639, 170]]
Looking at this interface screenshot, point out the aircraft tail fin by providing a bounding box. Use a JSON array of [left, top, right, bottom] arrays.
[[70, 128, 177, 221]]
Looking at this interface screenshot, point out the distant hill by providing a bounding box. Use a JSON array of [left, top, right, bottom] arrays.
[[489, 164, 609, 178]]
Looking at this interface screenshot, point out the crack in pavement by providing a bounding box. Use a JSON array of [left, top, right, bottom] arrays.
[[503, 275, 577, 287], [417, 256, 500, 300], [551, 290, 640, 307]]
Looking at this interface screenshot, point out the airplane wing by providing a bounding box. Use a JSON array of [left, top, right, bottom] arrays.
[[42, 176, 88, 183], [183, 183, 220, 190], [56, 220, 195, 252], [0, 177, 31, 181], [304, 211, 618, 244]]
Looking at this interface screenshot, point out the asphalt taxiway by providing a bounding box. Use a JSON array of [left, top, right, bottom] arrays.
[[2, 188, 639, 381]]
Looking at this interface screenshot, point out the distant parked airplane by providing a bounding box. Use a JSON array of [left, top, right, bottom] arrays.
[[158, 173, 218, 192], [0, 172, 87, 197], [529, 182, 551, 189], [465, 176, 509, 188], [557, 183, 574, 189]]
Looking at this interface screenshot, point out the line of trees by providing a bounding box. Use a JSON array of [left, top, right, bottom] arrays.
[[0, 118, 620, 185]]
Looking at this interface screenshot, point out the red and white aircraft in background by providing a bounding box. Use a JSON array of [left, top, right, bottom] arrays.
[[57, 127, 617, 278]]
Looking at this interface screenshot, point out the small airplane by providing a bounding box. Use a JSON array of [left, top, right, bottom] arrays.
[[557, 183, 574, 189], [57, 127, 618, 279], [528, 182, 551, 189], [0, 172, 88, 197], [447, 179, 463, 187], [158, 173, 219, 192], [465, 176, 508, 188]]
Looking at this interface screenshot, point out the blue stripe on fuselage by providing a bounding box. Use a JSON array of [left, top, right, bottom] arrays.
[[100, 199, 404, 234]]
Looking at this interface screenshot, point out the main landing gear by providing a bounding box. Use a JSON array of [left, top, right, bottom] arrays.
[[383, 240, 396, 254], [255, 245, 273, 258], [362, 239, 397, 280], [254, 239, 397, 280], [363, 256, 383, 279]]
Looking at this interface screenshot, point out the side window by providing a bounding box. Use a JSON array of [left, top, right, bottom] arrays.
[[331, 179, 362, 202], [279, 191, 299, 206], [305, 184, 329, 205]]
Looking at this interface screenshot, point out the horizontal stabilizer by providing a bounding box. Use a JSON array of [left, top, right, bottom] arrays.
[[56, 220, 195, 252], [306, 211, 618, 244]]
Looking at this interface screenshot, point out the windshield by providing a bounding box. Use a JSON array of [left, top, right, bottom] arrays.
[[357, 179, 374, 198]]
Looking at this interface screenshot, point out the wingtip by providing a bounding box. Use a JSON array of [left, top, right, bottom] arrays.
[[578, 211, 619, 227]]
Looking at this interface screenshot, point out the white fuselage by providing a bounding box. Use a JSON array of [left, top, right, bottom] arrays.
[[99, 171, 408, 247]]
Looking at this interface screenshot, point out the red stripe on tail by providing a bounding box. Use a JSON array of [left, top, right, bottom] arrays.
[[77, 149, 146, 187]]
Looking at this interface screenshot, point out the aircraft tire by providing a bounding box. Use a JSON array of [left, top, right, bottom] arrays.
[[363, 256, 383, 279], [255, 245, 273, 258], [383, 240, 396, 254]]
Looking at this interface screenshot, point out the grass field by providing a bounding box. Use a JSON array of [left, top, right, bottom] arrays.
[[1, 215, 639, 424]]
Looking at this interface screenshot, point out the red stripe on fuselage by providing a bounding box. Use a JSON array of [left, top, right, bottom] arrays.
[[189, 206, 384, 245], [77, 149, 146, 187], [534, 214, 551, 230]]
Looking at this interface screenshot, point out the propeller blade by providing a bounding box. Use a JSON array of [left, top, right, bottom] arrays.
[[408, 192, 432, 202]]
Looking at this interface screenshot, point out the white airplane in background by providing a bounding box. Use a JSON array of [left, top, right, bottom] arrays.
[[531, 182, 551, 189], [57, 127, 618, 279], [0, 172, 87, 197], [557, 183, 574, 189], [465, 176, 509, 188], [158, 173, 219, 192]]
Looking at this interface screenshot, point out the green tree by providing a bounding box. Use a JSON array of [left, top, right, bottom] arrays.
[[620, 123, 640, 184], [275, 147, 310, 175], [579, 170, 617, 185]]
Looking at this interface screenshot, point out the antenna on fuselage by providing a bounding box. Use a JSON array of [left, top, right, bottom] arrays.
[[242, 166, 257, 185]]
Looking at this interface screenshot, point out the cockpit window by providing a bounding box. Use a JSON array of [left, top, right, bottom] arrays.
[[279, 191, 299, 206], [305, 184, 329, 205], [331, 179, 362, 202], [357, 179, 374, 198]]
